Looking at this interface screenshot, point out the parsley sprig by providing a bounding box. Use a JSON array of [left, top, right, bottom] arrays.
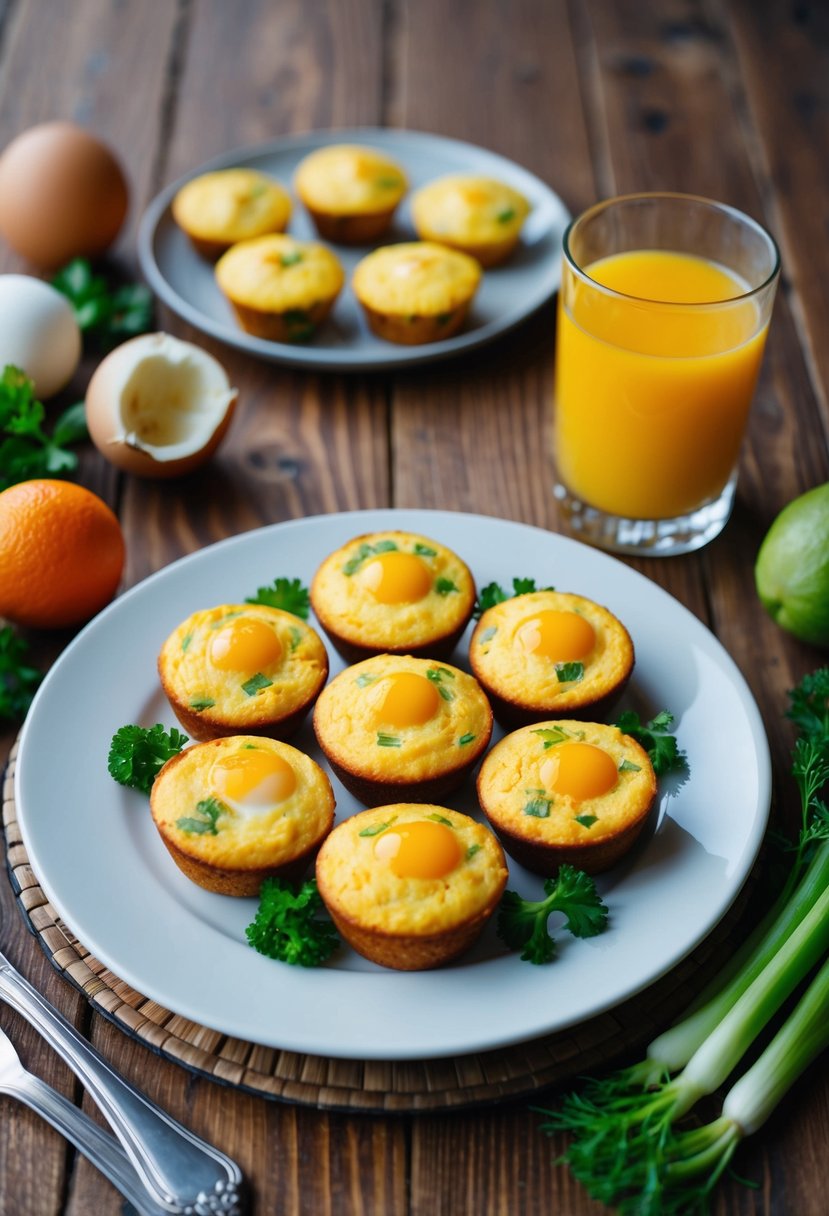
[[107, 723, 189, 795], [245, 577, 310, 619], [51, 258, 153, 349], [0, 365, 88, 490], [0, 626, 41, 721], [497, 864, 608, 964], [614, 709, 688, 778], [473, 576, 555, 619], [246, 878, 339, 967]]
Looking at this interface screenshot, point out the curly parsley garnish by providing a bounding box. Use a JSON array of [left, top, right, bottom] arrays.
[[615, 709, 688, 777], [497, 865, 608, 964], [176, 796, 225, 836], [246, 576, 310, 619], [473, 576, 555, 619], [107, 724, 189, 795], [245, 878, 339, 967]]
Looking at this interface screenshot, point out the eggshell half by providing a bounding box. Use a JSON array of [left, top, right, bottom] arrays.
[[85, 332, 238, 478]]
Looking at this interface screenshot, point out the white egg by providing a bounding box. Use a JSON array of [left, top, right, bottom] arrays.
[[0, 274, 82, 398]]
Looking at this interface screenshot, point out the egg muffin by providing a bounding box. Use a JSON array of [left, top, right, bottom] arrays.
[[150, 735, 335, 895], [158, 603, 329, 742], [310, 530, 476, 661], [316, 804, 507, 969], [294, 144, 407, 243], [215, 234, 345, 342], [477, 720, 657, 875], [351, 242, 482, 345], [313, 654, 493, 807], [469, 590, 634, 727], [411, 175, 531, 267], [171, 168, 292, 259]]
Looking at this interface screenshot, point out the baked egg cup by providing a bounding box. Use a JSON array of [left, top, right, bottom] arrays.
[[215, 233, 345, 342], [171, 168, 292, 260], [310, 530, 476, 662], [158, 603, 329, 742], [351, 241, 482, 345], [410, 174, 531, 267], [469, 589, 634, 727], [477, 719, 657, 876], [150, 735, 335, 896], [313, 654, 493, 807], [293, 144, 408, 243], [315, 803, 508, 969]]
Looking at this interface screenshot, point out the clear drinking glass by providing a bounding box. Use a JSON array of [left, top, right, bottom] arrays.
[[552, 193, 780, 556]]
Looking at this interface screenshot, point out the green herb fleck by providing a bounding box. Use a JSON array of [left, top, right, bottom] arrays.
[[176, 796, 226, 836], [280, 250, 303, 267], [619, 758, 642, 773], [532, 726, 574, 749], [426, 666, 456, 701], [575, 813, 598, 829], [458, 732, 477, 747], [377, 732, 402, 748], [414, 543, 437, 557], [359, 817, 397, 837], [523, 790, 552, 818], [242, 672, 273, 696], [496, 207, 516, 224], [246, 576, 310, 619], [376, 175, 402, 188], [428, 812, 454, 826], [181, 633, 192, 653], [556, 661, 584, 684], [466, 843, 482, 860], [343, 539, 399, 576], [189, 698, 216, 711], [288, 626, 303, 652], [355, 673, 378, 688], [435, 576, 459, 596], [248, 182, 268, 199]]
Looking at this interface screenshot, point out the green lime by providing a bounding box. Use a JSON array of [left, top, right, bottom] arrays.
[[755, 482, 829, 648]]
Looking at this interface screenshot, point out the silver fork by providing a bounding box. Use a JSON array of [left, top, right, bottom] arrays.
[[0, 1023, 172, 1216], [0, 949, 244, 1215]]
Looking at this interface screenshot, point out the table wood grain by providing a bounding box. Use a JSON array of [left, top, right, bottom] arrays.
[[1, 1, 828, 1213]]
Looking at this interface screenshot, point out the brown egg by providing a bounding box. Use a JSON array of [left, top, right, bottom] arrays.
[[0, 121, 129, 269], [85, 332, 239, 479]]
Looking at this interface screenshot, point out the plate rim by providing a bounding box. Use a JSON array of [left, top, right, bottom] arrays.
[[136, 126, 570, 371], [14, 508, 772, 1060]]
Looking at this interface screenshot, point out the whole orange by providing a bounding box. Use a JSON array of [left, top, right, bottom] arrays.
[[0, 479, 125, 629]]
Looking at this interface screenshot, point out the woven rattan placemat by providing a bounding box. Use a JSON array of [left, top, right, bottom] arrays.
[[2, 739, 753, 1112]]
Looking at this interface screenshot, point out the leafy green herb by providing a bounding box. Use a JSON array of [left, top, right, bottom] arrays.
[[181, 634, 192, 652], [342, 539, 399, 575], [523, 790, 552, 818], [496, 206, 516, 224], [51, 258, 152, 348], [377, 732, 402, 748], [428, 812, 454, 826], [466, 844, 482, 860], [473, 576, 555, 619], [556, 661, 584, 684], [107, 723, 189, 795], [359, 818, 397, 837], [210, 611, 243, 628], [376, 175, 402, 188], [245, 577, 310, 619], [176, 796, 225, 836], [0, 366, 88, 490], [434, 576, 459, 596], [288, 626, 303, 651], [413, 543, 437, 558], [619, 758, 641, 773], [615, 708, 688, 777], [189, 697, 216, 711], [497, 864, 608, 964], [458, 732, 477, 747], [426, 666, 456, 701], [574, 813, 598, 829], [355, 673, 378, 688], [279, 250, 303, 267], [0, 626, 41, 722], [532, 725, 576, 749], [245, 878, 339, 967], [242, 672, 273, 696]]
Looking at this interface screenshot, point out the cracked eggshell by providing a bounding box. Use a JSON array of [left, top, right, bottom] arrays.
[[85, 332, 238, 479], [0, 274, 82, 398]]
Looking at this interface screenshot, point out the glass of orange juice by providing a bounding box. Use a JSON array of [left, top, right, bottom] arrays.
[[553, 193, 780, 555]]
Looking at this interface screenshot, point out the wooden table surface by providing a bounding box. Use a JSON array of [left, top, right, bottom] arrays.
[[2, 1, 828, 1213]]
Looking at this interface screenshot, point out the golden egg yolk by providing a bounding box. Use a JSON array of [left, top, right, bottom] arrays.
[[373, 820, 462, 879], [359, 552, 433, 604], [515, 610, 595, 661], [211, 749, 296, 807], [540, 743, 618, 801], [368, 672, 441, 728], [209, 617, 283, 672]]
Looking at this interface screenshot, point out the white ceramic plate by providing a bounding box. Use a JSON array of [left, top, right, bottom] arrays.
[[15, 510, 770, 1060], [137, 128, 570, 370]]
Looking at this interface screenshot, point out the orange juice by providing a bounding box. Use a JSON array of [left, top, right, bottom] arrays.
[[554, 250, 770, 520]]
